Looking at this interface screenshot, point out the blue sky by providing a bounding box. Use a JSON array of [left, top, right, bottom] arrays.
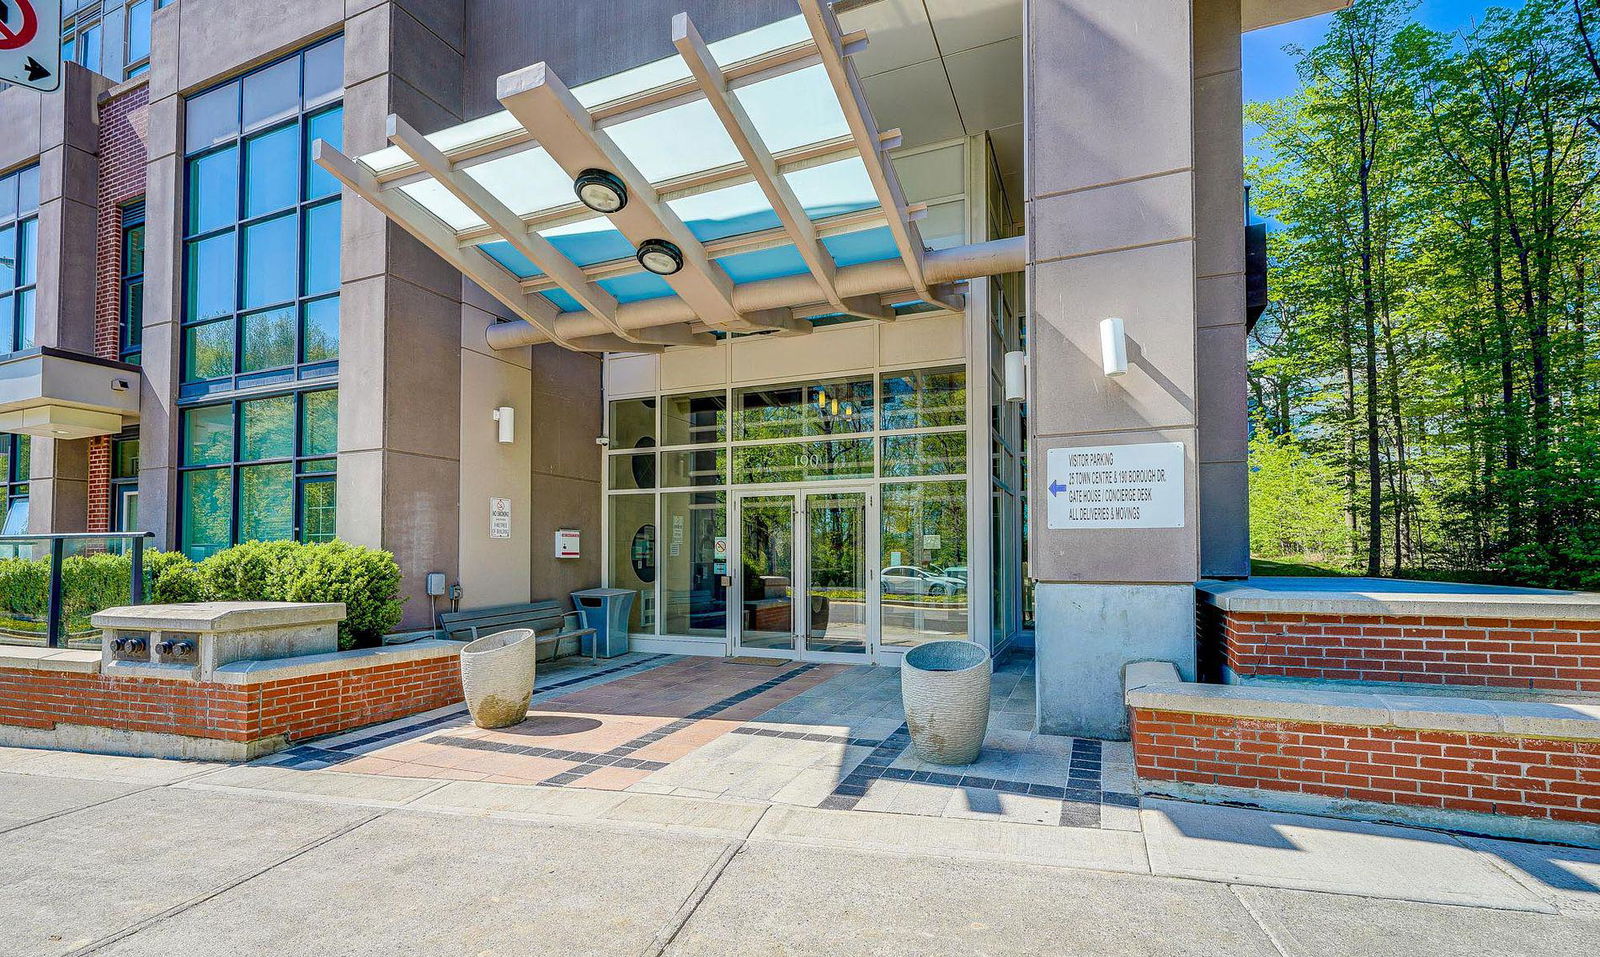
[[1244, 0, 1526, 103]]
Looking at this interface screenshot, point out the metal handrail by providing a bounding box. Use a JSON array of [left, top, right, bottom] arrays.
[[0, 532, 157, 649]]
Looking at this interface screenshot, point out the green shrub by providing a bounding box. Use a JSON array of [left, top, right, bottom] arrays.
[[193, 540, 404, 649]]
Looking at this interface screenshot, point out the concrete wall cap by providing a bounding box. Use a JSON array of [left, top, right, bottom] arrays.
[[0, 646, 102, 674], [1128, 677, 1600, 741], [91, 602, 348, 632], [1124, 660, 1181, 694], [208, 639, 462, 685], [1197, 576, 1600, 621]]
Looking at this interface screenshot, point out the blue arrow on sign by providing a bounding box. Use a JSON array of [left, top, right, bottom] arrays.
[[1048, 480, 1067, 497]]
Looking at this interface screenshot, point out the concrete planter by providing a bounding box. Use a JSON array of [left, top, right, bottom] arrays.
[[900, 640, 991, 765], [460, 628, 539, 729]]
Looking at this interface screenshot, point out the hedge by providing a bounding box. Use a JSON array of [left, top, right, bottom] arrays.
[[0, 539, 404, 650]]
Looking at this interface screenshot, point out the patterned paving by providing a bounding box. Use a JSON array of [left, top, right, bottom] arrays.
[[266, 648, 1141, 831]]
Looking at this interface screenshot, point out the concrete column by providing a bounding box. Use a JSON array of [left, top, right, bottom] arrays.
[[1194, 0, 1250, 579], [1024, 0, 1205, 738], [29, 64, 109, 534], [337, 0, 469, 628]]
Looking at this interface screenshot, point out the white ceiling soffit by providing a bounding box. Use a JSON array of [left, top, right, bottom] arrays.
[[316, 0, 956, 354], [1242, 0, 1353, 31]]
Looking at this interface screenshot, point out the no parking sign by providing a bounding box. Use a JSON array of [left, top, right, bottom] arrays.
[[0, 0, 62, 93]]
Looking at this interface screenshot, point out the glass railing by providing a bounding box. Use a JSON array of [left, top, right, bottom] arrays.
[[0, 533, 155, 650]]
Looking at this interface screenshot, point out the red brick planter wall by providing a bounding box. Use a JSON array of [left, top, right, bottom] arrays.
[[1131, 707, 1600, 827], [1210, 610, 1600, 693], [0, 654, 461, 746]]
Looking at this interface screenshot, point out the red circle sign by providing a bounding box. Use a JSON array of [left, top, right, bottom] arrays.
[[0, 1, 40, 52]]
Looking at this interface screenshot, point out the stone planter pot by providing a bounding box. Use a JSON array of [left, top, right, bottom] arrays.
[[900, 639, 991, 766], [460, 628, 539, 729]]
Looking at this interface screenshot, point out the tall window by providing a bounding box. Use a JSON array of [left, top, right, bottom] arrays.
[[61, 0, 174, 80], [0, 165, 39, 355], [110, 434, 139, 532], [179, 389, 338, 559], [121, 202, 144, 365], [181, 36, 343, 399], [178, 38, 343, 558], [0, 434, 30, 536]]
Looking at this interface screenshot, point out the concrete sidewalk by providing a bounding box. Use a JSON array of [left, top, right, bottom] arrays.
[[1, 746, 1598, 956]]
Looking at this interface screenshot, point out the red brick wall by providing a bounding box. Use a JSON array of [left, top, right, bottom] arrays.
[[89, 84, 151, 533], [1131, 708, 1600, 827], [1212, 609, 1600, 693], [0, 654, 462, 746]]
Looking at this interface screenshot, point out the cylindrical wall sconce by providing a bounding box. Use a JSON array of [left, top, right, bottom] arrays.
[[1100, 317, 1128, 377]]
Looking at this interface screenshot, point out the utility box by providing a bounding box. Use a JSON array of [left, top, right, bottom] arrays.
[[569, 589, 635, 659], [92, 602, 346, 682]]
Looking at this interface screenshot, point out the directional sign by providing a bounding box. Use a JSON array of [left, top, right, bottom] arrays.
[[0, 0, 62, 93], [1046, 442, 1186, 530]]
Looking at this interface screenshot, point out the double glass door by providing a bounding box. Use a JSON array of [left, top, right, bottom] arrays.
[[731, 487, 877, 661]]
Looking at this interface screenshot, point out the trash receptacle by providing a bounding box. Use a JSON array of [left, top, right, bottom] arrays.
[[569, 588, 636, 659]]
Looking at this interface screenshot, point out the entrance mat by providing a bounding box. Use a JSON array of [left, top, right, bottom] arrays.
[[725, 656, 788, 667]]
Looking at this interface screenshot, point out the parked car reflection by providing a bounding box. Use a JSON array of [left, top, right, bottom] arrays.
[[881, 565, 968, 596]]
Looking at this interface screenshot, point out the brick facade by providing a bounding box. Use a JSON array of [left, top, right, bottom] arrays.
[[88, 82, 151, 533], [1130, 707, 1600, 828], [1203, 608, 1600, 694], [0, 654, 462, 747]]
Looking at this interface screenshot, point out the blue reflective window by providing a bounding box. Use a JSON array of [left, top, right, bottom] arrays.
[[187, 147, 238, 234], [302, 201, 341, 296], [244, 125, 299, 218], [242, 214, 297, 309], [0, 165, 33, 354]]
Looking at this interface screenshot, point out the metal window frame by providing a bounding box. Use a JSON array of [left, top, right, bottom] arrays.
[[179, 40, 344, 401], [175, 386, 338, 558]]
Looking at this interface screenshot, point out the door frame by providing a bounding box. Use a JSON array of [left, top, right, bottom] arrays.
[[728, 484, 881, 664]]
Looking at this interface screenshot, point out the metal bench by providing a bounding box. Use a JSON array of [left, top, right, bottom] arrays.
[[439, 600, 597, 663]]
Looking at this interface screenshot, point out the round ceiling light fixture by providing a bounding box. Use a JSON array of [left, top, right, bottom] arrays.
[[636, 238, 684, 276], [574, 168, 628, 213]]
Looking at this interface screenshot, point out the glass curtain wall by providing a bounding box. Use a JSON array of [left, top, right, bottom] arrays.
[[61, 0, 175, 80], [0, 165, 40, 355], [606, 365, 969, 649], [177, 38, 343, 558]]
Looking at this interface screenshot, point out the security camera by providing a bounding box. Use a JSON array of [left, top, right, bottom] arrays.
[[596, 436, 611, 447]]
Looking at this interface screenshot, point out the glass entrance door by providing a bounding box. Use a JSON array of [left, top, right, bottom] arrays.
[[734, 494, 798, 655], [732, 488, 878, 661], [804, 490, 872, 656]]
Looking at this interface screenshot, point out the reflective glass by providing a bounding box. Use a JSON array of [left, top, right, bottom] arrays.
[[734, 376, 872, 441], [302, 297, 339, 362], [0, 172, 14, 220], [187, 147, 239, 235], [660, 491, 726, 638], [732, 438, 872, 485], [302, 200, 341, 296], [14, 167, 35, 215], [609, 452, 657, 492], [184, 320, 234, 381], [186, 83, 240, 154], [302, 37, 345, 109], [242, 214, 297, 308], [242, 58, 300, 131], [880, 481, 969, 648], [239, 463, 294, 541], [882, 432, 968, 477], [661, 391, 726, 447], [0, 295, 10, 352], [0, 226, 12, 288], [300, 477, 337, 542], [127, 0, 152, 63], [244, 124, 299, 218], [301, 389, 338, 456], [242, 394, 296, 461], [608, 494, 657, 634], [185, 233, 236, 321], [15, 289, 32, 349], [881, 366, 966, 430], [610, 398, 656, 451], [735, 495, 795, 651], [806, 490, 868, 654], [660, 449, 725, 488], [184, 405, 234, 465], [16, 219, 35, 285], [181, 469, 233, 559], [304, 106, 343, 199], [241, 307, 296, 372]]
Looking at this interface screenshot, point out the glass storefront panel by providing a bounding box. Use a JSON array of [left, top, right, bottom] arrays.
[[610, 398, 656, 451], [733, 375, 873, 440], [609, 451, 657, 491], [806, 490, 868, 654], [882, 432, 967, 477], [661, 391, 726, 446], [661, 492, 726, 639], [880, 480, 969, 648], [733, 438, 872, 485], [881, 366, 966, 430], [660, 448, 725, 488], [608, 494, 656, 634], [737, 495, 796, 651]]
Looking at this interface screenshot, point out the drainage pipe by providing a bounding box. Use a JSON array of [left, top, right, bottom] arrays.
[[485, 235, 1027, 350]]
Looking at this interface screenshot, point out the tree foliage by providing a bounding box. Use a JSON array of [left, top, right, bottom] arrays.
[[1248, 0, 1600, 588]]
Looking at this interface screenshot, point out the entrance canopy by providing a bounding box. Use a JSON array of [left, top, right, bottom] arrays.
[[316, 0, 969, 354]]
